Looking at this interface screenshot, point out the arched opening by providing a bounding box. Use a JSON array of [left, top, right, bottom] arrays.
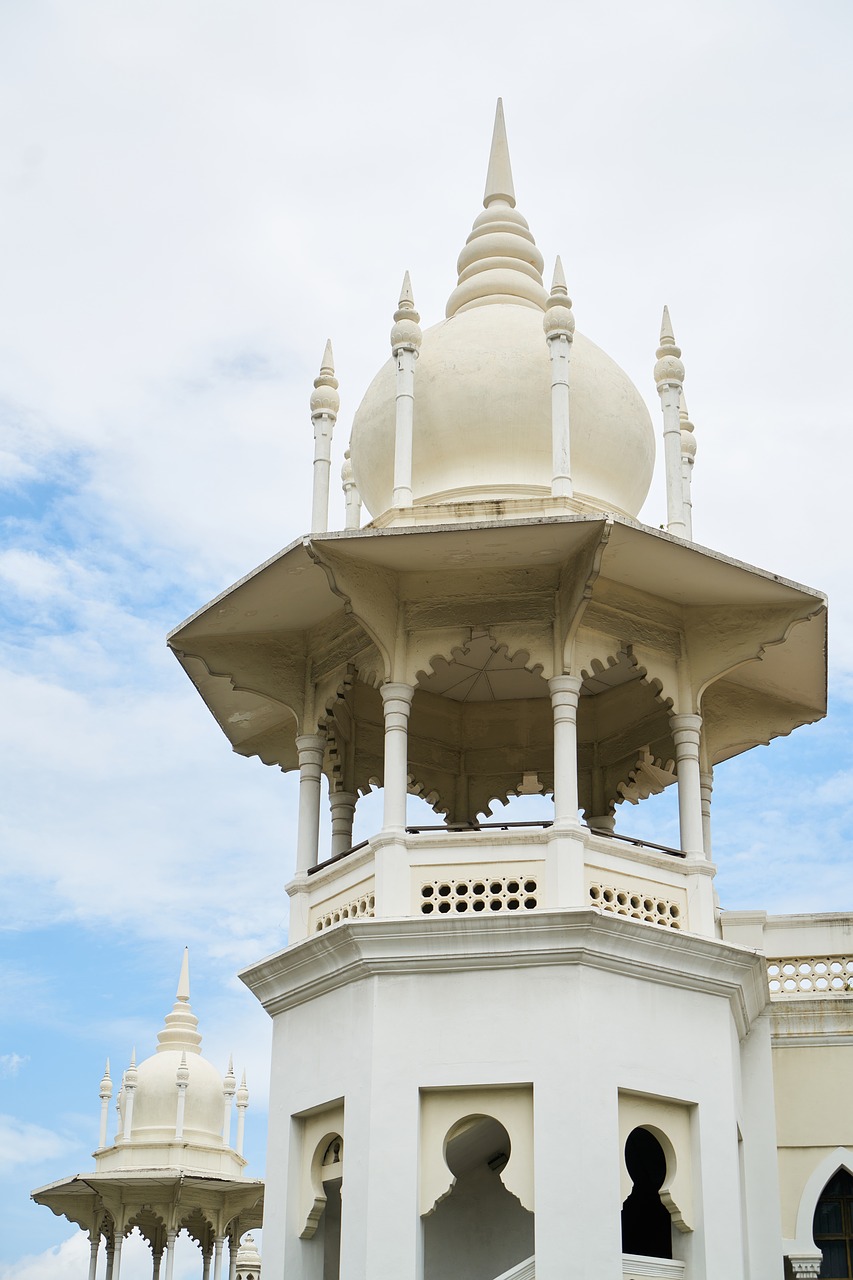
[[621, 1127, 673, 1259], [578, 650, 675, 835], [813, 1168, 853, 1277], [423, 1115, 534, 1280], [307, 1133, 343, 1280]]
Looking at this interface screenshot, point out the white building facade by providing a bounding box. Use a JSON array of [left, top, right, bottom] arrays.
[[164, 102, 847, 1280]]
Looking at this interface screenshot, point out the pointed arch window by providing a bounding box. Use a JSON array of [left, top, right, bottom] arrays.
[[814, 1169, 853, 1278]]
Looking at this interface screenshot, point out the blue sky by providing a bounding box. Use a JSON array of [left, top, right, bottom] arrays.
[[1, 0, 852, 1273]]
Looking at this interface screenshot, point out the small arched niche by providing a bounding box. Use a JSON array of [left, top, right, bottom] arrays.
[[621, 1127, 673, 1260], [423, 1114, 534, 1280]]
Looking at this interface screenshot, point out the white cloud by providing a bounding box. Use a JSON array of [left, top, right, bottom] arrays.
[[0, 1117, 78, 1174], [0, 1055, 28, 1078]]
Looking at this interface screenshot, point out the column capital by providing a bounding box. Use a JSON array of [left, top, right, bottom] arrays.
[[380, 681, 414, 707], [548, 674, 583, 700], [670, 712, 702, 742], [295, 733, 326, 767]]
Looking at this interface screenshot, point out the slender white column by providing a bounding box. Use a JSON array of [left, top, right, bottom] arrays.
[[112, 1235, 124, 1280], [380, 683, 415, 832], [227, 1237, 237, 1280], [201, 1248, 212, 1280], [88, 1231, 100, 1280], [330, 790, 357, 857], [222, 1056, 236, 1146], [121, 1051, 137, 1141], [700, 769, 713, 857], [236, 1071, 249, 1157], [310, 340, 339, 536], [544, 257, 575, 497], [175, 1051, 188, 1139], [164, 1233, 177, 1280], [680, 393, 696, 540], [391, 273, 422, 509], [294, 733, 326, 872], [212, 1238, 225, 1280], [655, 306, 686, 536], [152, 1248, 163, 1280], [548, 675, 583, 827], [98, 1059, 112, 1149], [671, 713, 705, 857], [105, 1242, 115, 1280], [341, 449, 362, 530]]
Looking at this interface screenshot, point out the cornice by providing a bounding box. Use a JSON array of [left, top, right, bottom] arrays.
[[240, 910, 768, 1037]]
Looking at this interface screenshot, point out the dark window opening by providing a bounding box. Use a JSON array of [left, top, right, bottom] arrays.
[[814, 1169, 853, 1279], [621, 1127, 673, 1259]]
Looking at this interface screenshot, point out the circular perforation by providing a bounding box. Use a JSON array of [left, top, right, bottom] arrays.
[[588, 882, 681, 929], [314, 893, 376, 932], [421, 875, 538, 916]]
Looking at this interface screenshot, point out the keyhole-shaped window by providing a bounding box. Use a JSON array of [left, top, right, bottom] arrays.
[[621, 1126, 672, 1259]]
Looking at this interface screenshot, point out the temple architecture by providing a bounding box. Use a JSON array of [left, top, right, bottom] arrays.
[[31, 952, 263, 1280], [34, 102, 853, 1278]]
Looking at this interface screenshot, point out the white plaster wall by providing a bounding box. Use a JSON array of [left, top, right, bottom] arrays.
[[256, 919, 773, 1280]]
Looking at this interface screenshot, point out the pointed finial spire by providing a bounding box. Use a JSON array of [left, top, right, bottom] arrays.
[[99, 1058, 112, 1099], [177, 947, 190, 1003], [391, 272, 422, 350], [126, 1048, 137, 1084], [484, 98, 516, 208], [655, 306, 684, 385], [224, 1054, 236, 1094], [446, 101, 544, 317], [544, 256, 575, 338], [157, 951, 203, 1055]]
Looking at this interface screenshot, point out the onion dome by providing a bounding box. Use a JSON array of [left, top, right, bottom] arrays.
[[349, 100, 655, 522], [101, 950, 246, 1176]]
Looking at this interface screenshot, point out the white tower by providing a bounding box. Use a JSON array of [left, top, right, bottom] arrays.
[[168, 103, 829, 1278]]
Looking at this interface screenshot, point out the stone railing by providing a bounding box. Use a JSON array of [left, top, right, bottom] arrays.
[[768, 956, 853, 997], [288, 823, 716, 945]]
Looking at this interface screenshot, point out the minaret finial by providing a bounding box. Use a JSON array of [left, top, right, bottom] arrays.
[[310, 339, 340, 536], [157, 950, 203, 1055], [544, 256, 575, 499], [654, 306, 687, 537], [484, 98, 516, 209], [177, 947, 190, 1003], [446, 101, 545, 317], [391, 273, 422, 510]]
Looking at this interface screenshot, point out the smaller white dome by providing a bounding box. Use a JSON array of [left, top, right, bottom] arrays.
[[130, 1049, 226, 1146], [98, 951, 248, 1177]]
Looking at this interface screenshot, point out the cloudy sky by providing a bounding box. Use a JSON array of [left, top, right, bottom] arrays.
[[1, 0, 852, 1272]]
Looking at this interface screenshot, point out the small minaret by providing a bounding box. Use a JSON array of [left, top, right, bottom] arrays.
[[544, 256, 575, 498], [391, 272, 422, 509], [655, 306, 687, 536], [121, 1049, 138, 1142], [679, 391, 696, 540], [235, 1234, 262, 1280], [235, 1069, 249, 1157], [222, 1054, 236, 1146], [175, 1051, 189, 1140], [98, 1059, 112, 1150], [341, 448, 361, 530], [310, 340, 339, 535]]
